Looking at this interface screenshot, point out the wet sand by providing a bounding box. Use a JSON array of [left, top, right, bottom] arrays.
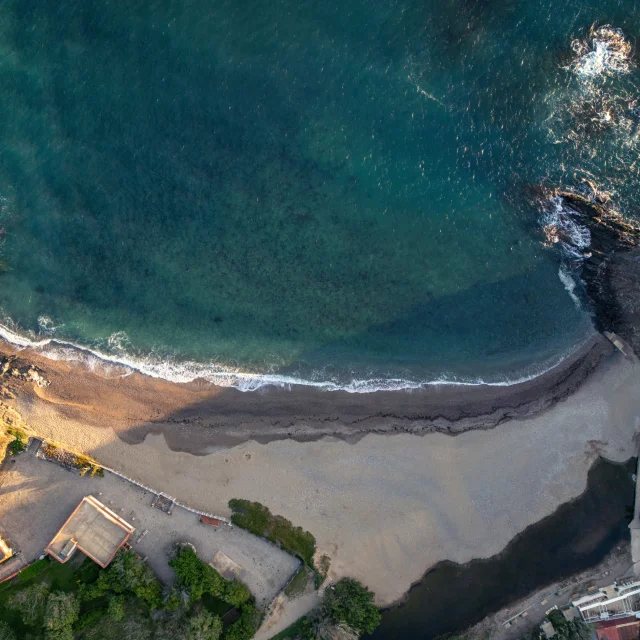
[[1, 338, 639, 606], [0, 333, 611, 450]]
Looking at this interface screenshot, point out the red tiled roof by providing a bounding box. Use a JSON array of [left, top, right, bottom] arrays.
[[595, 616, 640, 640]]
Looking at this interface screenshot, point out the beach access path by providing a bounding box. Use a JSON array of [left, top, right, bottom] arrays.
[[0, 453, 299, 605]]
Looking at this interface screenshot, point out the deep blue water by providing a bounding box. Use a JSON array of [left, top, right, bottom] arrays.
[[0, 0, 637, 389]]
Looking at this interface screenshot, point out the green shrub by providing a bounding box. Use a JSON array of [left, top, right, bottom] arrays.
[[6, 427, 27, 456], [89, 464, 103, 478], [318, 554, 331, 576], [228, 499, 317, 568], [18, 558, 50, 582], [224, 604, 262, 640], [227, 499, 271, 536], [75, 608, 106, 631], [74, 454, 102, 477], [547, 610, 592, 640], [223, 580, 251, 607], [98, 550, 163, 610], [284, 567, 310, 599], [107, 594, 125, 621], [163, 586, 182, 611], [169, 547, 253, 609], [322, 579, 381, 636], [169, 547, 224, 601]]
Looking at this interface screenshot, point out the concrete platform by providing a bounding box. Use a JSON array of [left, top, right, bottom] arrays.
[[46, 495, 134, 567]]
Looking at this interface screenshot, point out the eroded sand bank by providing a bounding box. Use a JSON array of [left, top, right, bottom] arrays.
[[5, 346, 639, 606]]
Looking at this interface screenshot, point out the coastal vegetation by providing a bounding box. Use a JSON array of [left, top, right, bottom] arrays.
[[169, 546, 253, 609], [0, 418, 29, 462], [228, 499, 317, 570], [544, 610, 592, 640], [0, 547, 260, 639], [273, 578, 381, 640], [41, 444, 104, 478], [5, 427, 26, 457], [0, 416, 104, 479], [284, 567, 312, 599]]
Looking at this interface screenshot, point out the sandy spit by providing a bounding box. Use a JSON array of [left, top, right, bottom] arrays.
[[2, 339, 639, 606]]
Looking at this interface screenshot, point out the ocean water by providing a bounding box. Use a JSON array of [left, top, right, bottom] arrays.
[[0, 0, 637, 390]]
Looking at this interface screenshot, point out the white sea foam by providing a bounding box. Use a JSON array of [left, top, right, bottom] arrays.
[[37, 315, 59, 335], [541, 196, 591, 259], [571, 26, 633, 78], [107, 330, 131, 352], [0, 319, 591, 393], [558, 265, 582, 309]]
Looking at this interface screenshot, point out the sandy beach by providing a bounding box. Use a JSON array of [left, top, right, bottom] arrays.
[[1, 336, 639, 607], [0, 332, 612, 449]]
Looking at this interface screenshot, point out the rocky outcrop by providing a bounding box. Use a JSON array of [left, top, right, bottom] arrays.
[[0, 355, 49, 392], [547, 189, 640, 354]]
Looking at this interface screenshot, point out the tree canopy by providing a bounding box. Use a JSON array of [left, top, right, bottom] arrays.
[[547, 610, 592, 640], [0, 621, 16, 640], [322, 579, 381, 636], [8, 581, 50, 626], [169, 546, 251, 608], [184, 609, 223, 640], [43, 592, 79, 632]]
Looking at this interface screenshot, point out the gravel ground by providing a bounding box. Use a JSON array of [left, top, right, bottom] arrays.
[[0, 453, 298, 605]]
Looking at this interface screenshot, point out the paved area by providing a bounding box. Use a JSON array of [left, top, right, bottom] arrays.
[[0, 452, 299, 605]]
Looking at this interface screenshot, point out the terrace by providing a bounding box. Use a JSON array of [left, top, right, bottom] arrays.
[[46, 495, 135, 568], [573, 581, 640, 623]]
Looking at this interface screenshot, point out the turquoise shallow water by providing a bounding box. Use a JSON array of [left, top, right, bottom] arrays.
[[0, 0, 636, 389]]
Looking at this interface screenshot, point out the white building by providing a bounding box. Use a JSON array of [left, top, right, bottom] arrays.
[[572, 579, 640, 623]]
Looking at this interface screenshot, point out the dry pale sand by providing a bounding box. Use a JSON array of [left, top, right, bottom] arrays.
[[7, 348, 640, 606]]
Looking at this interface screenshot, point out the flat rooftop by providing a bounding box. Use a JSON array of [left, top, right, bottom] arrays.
[[46, 495, 134, 567]]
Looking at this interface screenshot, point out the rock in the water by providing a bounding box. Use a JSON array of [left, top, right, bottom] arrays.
[[548, 190, 640, 354]]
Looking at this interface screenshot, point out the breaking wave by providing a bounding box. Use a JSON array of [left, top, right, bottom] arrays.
[[0, 317, 591, 393], [541, 195, 591, 259]]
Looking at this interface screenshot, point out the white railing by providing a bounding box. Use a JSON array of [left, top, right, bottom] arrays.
[[31, 437, 231, 525]]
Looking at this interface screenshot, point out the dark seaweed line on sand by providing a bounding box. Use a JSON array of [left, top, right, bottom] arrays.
[[143, 335, 609, 450]]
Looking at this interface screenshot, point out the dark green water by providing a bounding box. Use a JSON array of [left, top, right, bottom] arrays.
[[0, 0, 638, 388], [369, 458, 637, 640]]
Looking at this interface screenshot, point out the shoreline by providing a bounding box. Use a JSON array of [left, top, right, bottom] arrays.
[[0, 320, 595, 393], [0, 342, 638, 606], [465, 540, 633, 640], [0, 331, 612, 449], [374, 456, 635, 616]]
